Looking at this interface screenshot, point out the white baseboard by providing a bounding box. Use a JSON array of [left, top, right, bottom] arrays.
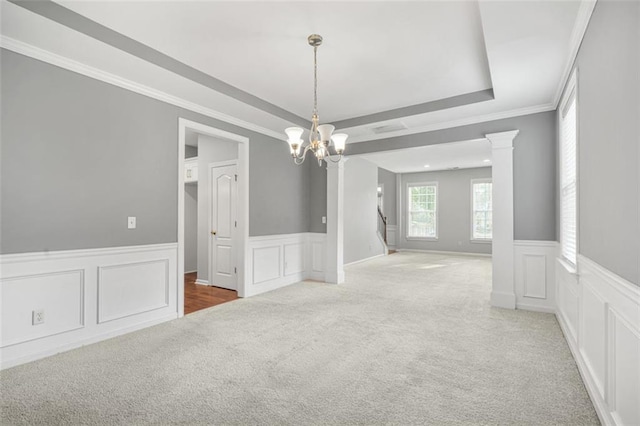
[[2, 313, 177, 370], [397, 248, 492, 258], [245, 233, 327, 297], [184, 270, 197, 274], [0, 243, 178, 370], [556, 254, 640, 426], [345, 254, 385, 267], [195, 279, 209, 286]]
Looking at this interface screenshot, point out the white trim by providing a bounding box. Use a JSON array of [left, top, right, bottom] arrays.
[[1, 36, 558, 147], [1, 243, 178, 369], [514, 240, 558, 248], [177, 118, 250, 316], [556, 310, 616, 426], [514, 240, 557, 312], [244, 233, 327, 297], [552, 0, 597, 108], [1, 313, 177, 371], [405, 181, 439, 240], [556, 254, 640, 426], [396, 248, 491, 258], [248, 232, 310, 243], [0, 36, 284, 141], [344, 254, 386, 266], [195, 279, 209, 286], [486, 130, 519, 309], [578, 255, 640, 306], [347, 104, 555, 144], [0, 243, 177, 263], [386, 224, 398, 249]]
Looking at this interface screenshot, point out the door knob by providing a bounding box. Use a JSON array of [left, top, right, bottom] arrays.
[[211, 230, 216, 236]]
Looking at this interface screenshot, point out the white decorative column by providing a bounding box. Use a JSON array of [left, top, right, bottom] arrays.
[[325, 159, 346, 284], [486, 130, 519, 309]]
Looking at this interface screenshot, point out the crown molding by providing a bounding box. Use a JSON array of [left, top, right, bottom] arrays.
[[552, 0, 597, 108], [1, 36, 285, 141], [346, 103, 555, 144]]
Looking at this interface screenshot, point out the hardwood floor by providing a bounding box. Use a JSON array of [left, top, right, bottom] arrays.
[[184, 272, 238, 315]]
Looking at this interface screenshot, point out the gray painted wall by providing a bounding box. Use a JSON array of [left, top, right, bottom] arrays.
[[0, 49, 311, 254], [378, 167, 397, 225], [571, 0, 639, 285], [308, 160, 328, 234], [399, 167, 492, 254], [196, 135, 238, 282], [344, 158, 386, 264], [349, 112, 557, 242], [184, 184, 198, 272]]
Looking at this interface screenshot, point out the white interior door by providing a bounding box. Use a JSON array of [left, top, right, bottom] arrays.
[[209, 163, 237, 290]]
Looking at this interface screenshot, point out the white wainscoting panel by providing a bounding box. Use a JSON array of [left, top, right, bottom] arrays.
[[246, 233, 327, 297], [0, 243, 178, 369], [252, 246, 281, 285], [1, 270, 85, 348], [309, 233, 326, 281], [514, 241, 556, 312], [98, 260, 169, 324], [386, 225, 397, 249], [556, 254, 640, 426], [284, 243, 304, 276]]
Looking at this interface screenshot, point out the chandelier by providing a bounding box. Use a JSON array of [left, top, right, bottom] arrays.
[[285, 34, 348, 166]]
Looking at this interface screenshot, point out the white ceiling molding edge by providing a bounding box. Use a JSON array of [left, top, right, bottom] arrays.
[[346, 103, 555, 144], [551, 0, 597, 108], [0, 35, 285, 141]]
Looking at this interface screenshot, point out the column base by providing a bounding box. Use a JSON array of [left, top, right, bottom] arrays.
[[325, 270, 345, 284], [490, 291, 516, 309]]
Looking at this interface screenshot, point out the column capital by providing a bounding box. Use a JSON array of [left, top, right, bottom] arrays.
[[486, 130, 520, 149], [325, 157, 348, 170]]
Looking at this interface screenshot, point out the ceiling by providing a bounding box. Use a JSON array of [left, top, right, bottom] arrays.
[[355, 139, 492, 174], [1, 0, 594, 145]]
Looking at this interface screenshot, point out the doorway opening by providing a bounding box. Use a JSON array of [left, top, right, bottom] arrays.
[[178, 118, 249, 317]]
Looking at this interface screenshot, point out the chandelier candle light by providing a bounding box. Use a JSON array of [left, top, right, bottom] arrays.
[[285, 34, 348, 166]]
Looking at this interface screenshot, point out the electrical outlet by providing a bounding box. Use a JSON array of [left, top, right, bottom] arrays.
[[127, 216, 136, 229], [32, 309, 45, 325], [322, 216, 327, 224]]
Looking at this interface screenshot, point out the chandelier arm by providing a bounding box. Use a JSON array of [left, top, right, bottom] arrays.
[[292, 144, 312, 164], [325, 153, 343, 164]]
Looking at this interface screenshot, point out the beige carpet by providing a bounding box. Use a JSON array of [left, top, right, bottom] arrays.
[[1, 252, 598, 425]]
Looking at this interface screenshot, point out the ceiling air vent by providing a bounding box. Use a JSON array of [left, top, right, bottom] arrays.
[[371, 122, 408, 134]]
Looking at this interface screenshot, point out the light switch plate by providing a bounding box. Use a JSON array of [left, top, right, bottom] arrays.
[[128, 217, 136, 229], [322, 216, 327, 224]]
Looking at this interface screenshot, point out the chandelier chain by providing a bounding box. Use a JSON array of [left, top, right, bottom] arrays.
[[313, 46, 318, 115]]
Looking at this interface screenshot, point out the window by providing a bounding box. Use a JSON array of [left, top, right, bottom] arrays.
[[407, 183, 437, 238], [472, 180, 492, 240], [560, 77, 578, 265]]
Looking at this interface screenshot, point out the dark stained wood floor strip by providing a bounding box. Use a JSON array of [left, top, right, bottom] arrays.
[[184, 272, 238, 315]]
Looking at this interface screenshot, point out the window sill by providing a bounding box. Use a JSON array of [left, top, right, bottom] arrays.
[[406, 237, 439, 241], [470, 239, 492, 244], [557, 257, 578, 276]]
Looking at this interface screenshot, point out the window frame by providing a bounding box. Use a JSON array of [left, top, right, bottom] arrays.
[[470, 178, 493, 243], [406, 181, 439, 240], [559, 70, 579, 267]]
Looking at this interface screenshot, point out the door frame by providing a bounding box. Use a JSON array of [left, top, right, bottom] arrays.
[[208, 160, 238, 291], [177, 118, 249, 317]]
